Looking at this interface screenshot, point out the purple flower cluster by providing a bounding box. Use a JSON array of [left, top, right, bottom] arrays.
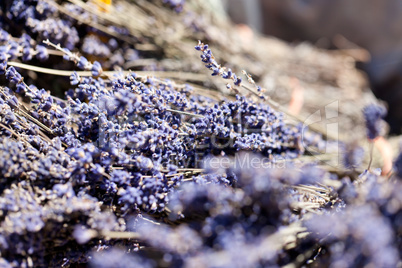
[[8, 0, 78, 50], [0, 33, 49, 75], [0, 2, 400, 267]]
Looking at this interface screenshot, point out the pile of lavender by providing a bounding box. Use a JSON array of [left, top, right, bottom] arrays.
[[0, 0, 401, 267]]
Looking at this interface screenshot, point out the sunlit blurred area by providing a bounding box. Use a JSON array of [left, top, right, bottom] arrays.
[[221, 0, 402, 134]]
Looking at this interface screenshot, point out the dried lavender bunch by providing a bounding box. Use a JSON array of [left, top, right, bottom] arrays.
[[0, 35, 313, 266], [0, 1, 400, 267]]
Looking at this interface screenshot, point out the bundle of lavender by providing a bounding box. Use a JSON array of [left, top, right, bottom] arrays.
[[0, 0, 400, 267]]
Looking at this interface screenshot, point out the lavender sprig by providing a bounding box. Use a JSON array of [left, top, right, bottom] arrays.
[[195, 40, 242, 87]]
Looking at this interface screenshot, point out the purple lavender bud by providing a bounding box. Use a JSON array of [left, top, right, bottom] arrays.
[[20, 33, 32, 44], [234, 77, 242, 86], [91, 61, 102, 76], [211, 67, 220, 76], [0, 52, 7, 75], [70, 71, 80, 85], [22, 45, 32, 61], [5, 66, 22, 84], [108, 38, 118, 49], [8, 41, 19, 59], [226, 69, 233, 79], [6, 95, 19, 107], [62, 49, 73, 61], [222, 71, 230, 79], [41, 100, 52, 112], [15, 83, 26, 94], [77, 56, 89, 69], [200, 54, 211, 64], [363, 104, 387, 140], [0, 30, 9, 42], [35, 45, 48, 61]]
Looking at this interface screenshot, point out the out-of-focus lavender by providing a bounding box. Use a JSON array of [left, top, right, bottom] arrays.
[[363, 104, 387, 140]]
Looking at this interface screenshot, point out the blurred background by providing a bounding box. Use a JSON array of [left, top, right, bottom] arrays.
[[221, 0, 402, 134]]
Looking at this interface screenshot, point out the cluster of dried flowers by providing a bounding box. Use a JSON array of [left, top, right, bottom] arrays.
[[0, 0, 400, 267]]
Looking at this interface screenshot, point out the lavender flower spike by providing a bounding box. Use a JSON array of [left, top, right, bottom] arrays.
[[363, 104, 387, 140]]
